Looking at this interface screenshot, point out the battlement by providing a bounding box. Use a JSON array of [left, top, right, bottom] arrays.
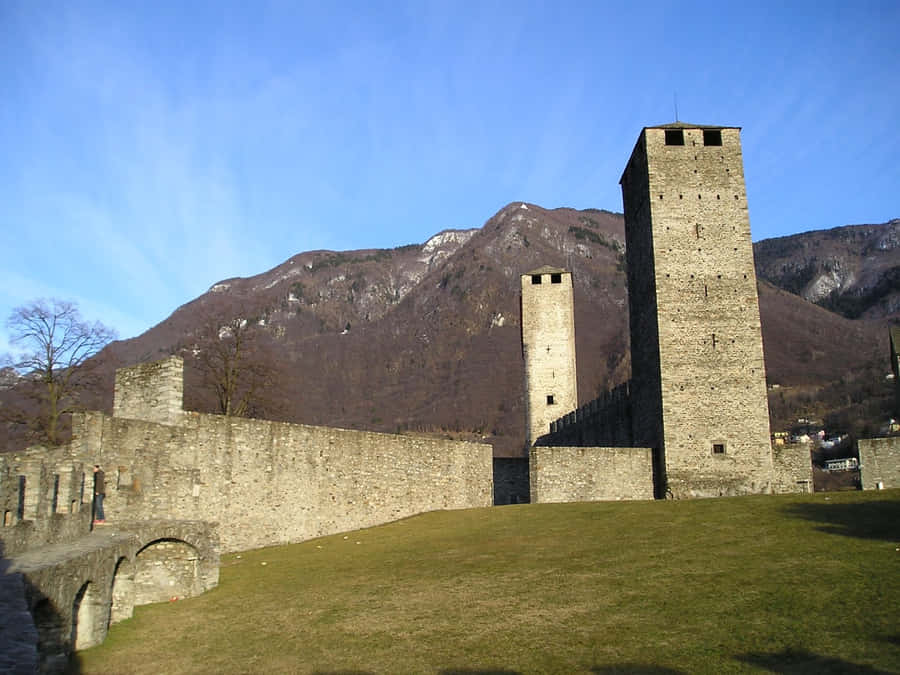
[[542, 382, 634, 447]]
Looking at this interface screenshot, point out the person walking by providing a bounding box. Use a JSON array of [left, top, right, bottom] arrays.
[[93, 465, 106, 525]]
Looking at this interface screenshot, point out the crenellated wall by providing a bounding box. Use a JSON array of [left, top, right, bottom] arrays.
[[0, 447, 93, 556], [541, 382, 634, 447]]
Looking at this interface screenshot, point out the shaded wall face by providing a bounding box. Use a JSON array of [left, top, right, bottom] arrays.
[[521, 272, 578, 446], [73, 411, 494, 552], [492, 457, 530, 505], [621, 135, 664, 455], [624, 127, 774, 498]]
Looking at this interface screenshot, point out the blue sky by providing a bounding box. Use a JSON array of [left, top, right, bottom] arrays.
[[1, 1, 898, 351]]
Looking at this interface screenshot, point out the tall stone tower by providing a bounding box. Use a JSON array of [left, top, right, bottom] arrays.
[[520, 266, 578, 447], [620, 123, 774, 498]]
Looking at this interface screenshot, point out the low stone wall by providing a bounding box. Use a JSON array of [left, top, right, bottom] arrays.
[[772, 442, 813, 494], [858, 436, 900, 490], [529, 446, 654, 503], [71, 410, 494, 553]]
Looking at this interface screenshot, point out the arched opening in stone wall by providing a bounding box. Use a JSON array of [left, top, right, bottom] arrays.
[[71, 580, 104, 651], [33, 598, 66, 672], [109, 555, 135, 626], [134, 538, 201, 605]]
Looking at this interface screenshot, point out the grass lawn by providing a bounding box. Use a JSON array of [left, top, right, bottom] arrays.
[[74, 489, 900, 674]]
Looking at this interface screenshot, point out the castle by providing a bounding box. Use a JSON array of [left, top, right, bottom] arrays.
[[526, 124, 804, 501], [2, 122, 882, 670]]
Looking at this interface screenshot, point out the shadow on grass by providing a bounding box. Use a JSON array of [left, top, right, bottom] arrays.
[[590, 666, 684, 674], [783, 499, 900, 541], [440, 670, 521, 674], [736, 647, 894, 673]]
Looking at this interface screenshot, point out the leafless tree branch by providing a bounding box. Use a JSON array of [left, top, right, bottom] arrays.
[[5, 298, 116, 444]]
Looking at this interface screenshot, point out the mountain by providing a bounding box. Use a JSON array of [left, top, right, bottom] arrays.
[[754, 219, 900, 320], [2, 205, 897, 455]]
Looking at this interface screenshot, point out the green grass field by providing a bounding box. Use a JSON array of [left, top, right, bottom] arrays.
[[75, 490, 900, 674]]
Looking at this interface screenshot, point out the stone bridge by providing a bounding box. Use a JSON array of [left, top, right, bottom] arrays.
[[1, 520, 218, 673]]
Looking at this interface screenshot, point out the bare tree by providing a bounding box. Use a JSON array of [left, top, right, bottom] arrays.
[[4, 299, 116, 444], [192, 310, 276, 418]]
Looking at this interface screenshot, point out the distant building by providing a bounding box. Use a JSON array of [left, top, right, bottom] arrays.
[[824, 457, 858, 472]]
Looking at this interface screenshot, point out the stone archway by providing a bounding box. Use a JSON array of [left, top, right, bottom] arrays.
[[109, 555, 135, 626], [71, 580, 104, 650], [134, 538, 202, 604]]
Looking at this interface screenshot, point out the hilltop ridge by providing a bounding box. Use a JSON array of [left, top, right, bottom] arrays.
[[2, 204, 896, 455]]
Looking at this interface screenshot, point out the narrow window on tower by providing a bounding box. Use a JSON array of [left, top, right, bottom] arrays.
[[546, 395, 555, 405], [712, 443, 726, 455], [665, 129, 685, 146], [712, 333, 717, 349], [695, 223, 703, 239], [551, 273, 562, 284], [531, 274, 542, 285], [703, 129, 722, 146]]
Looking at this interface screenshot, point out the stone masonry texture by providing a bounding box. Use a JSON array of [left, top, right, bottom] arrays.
[[529, 446, 654, 503], [620, 125, 774, 498], [858, 437, 900, 490], [521, 267, 578, 446], [113, 356, 185, 426]]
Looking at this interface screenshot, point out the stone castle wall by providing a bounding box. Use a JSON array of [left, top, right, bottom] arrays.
[[70, 409, 494, 553], [620, 126, 774, 498], [529, 446, 654, 503], [521, 268, 578, 446], [858, 437, 900, 490]]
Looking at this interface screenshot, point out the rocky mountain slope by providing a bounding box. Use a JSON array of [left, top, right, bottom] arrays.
[[754, 219, 900, 320], [2, 205, 897, 455]]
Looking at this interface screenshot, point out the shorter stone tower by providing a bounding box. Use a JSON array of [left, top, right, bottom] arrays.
[[521, 266, 578, 446]]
